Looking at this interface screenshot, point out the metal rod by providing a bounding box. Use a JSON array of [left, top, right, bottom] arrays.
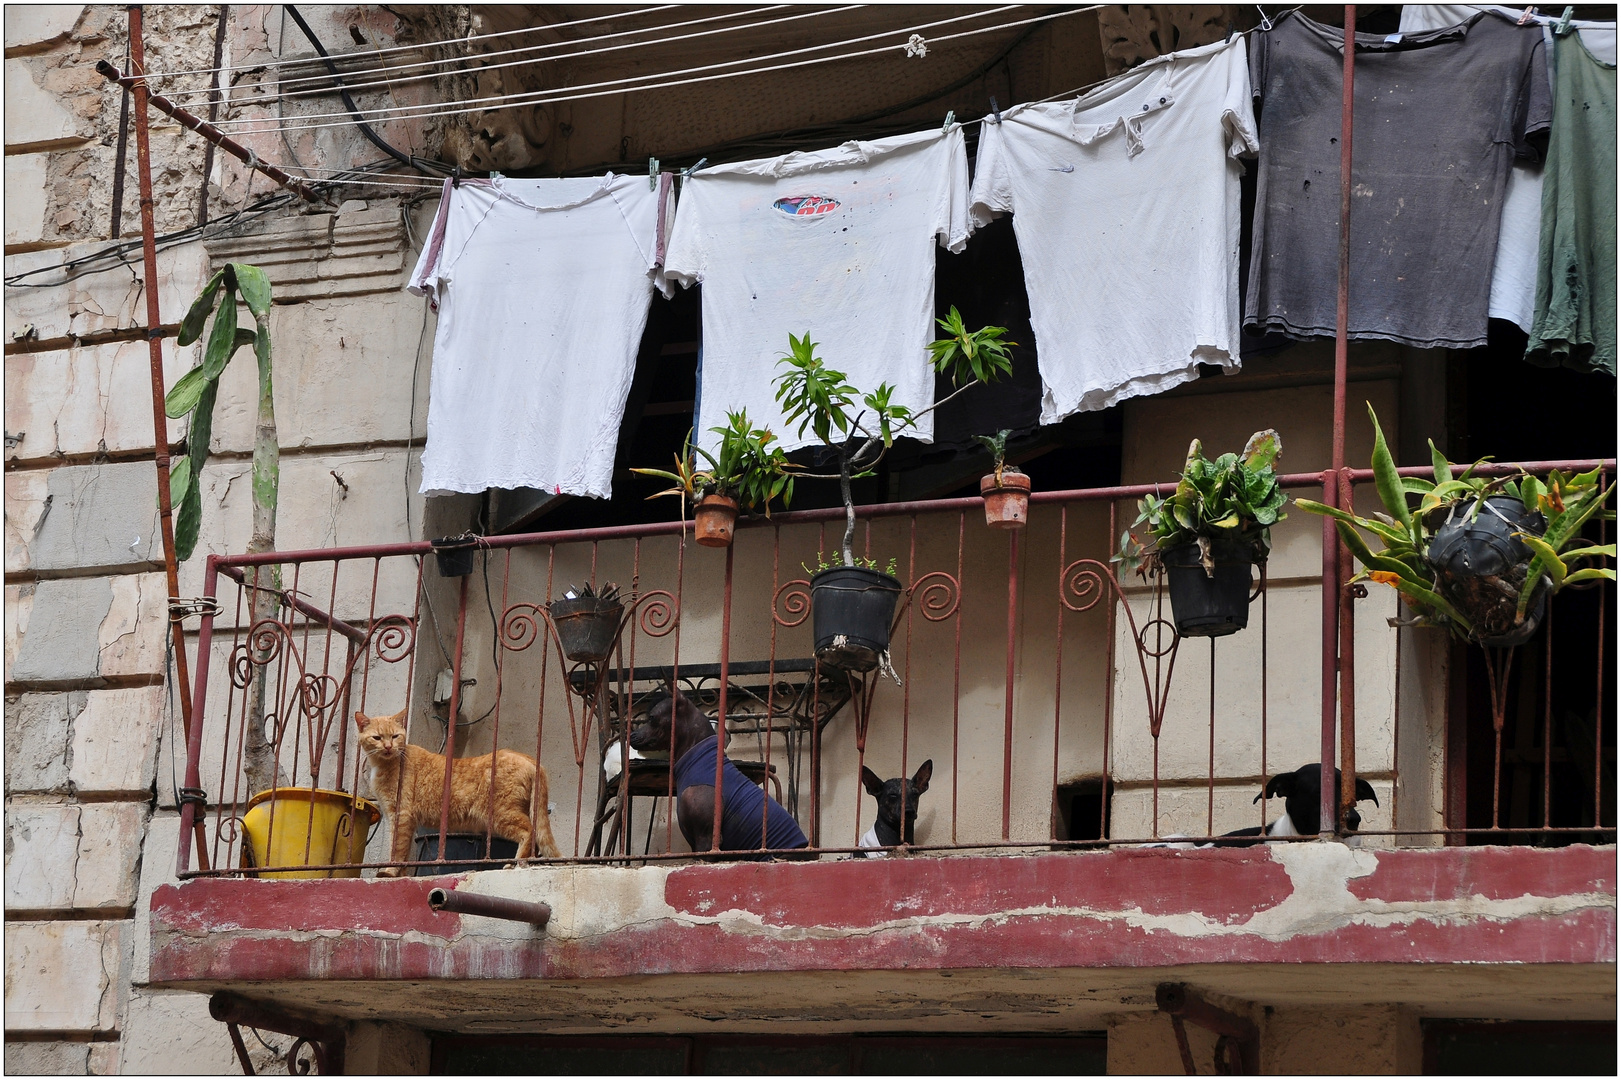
[[1002, 528, 1019, 839], [197, 4, 229, 226], [130, 5, 210, 874], [1339, 469, 1358, 832], [95, 59, 322, 202], [438, 574, 471, 861], [427, 886, 552, 927], [1156, 983, 1259, 1074], [713, 541, 734, 852]]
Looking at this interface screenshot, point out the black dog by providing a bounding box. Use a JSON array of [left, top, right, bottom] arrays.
[[858, 760, 932, 856], [1216, 763, 1379, 846], [628, 684, 808, 855]]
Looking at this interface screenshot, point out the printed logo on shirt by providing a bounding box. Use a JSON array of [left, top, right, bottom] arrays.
[[773, 195, 840, 217]]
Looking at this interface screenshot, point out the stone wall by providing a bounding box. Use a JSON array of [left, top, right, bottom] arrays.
[[4, 6, 434, 1072]]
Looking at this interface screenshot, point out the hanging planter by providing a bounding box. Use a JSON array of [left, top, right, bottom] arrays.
[[810, 565, 902, 673], [1162, 539, 1256, 638], [981, 469, 1032, 529], [431, 533, 479, 578], [1427, 496, 1549, 648], [549, 584, 624, 664], [240, 787, 380, 880], [693, 493, 740, 548]]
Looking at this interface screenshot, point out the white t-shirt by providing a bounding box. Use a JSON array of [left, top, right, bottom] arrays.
[[408, 174, 671, 498], [1398, 5, 1617, 332], [970, 37, 1258, 424], [663, 128, 972, 453]]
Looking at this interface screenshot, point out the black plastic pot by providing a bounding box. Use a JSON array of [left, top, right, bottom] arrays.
[[411, 829, 518, 876], [430, 535, 478, 578], [810, 566, 902, 673], [1427, 495, 1549, 647], [548, 596, 624, 663], [1162, 541, 1256, 638]]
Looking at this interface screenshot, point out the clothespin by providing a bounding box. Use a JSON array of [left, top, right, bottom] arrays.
[[1255, 4, 1273, 32], [489, 170, 504, 180], [1555, 6, 1574, 35], [1226, 21, 1236, 42], [989, 96, 1002, 124], [649, 157, 660, 190], [942, 110, 955, 133], [451, 165, 462, 189], [684, 157, 707, 178], [1516, 6, 1536, 25]]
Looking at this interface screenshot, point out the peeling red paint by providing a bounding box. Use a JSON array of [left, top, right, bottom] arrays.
[[151, 875, 463, 937], [146, 846, 1617, 988], [1346, 845, 1617, 905], [663, 848, 1294, 928]]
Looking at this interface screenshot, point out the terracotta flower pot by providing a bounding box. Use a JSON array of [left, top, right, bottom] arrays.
[[980, 471, 1032, 529], [694, 494, 739, 548]]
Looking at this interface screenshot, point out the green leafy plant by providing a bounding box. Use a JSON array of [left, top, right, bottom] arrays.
[[633, 411, 796, 519], [801, 551, 899, 578], [1114, 430, 1286, 577], [775, 309, 1015, 567], [1297, 403, 1615, 643], [976, 428, 1022, 486], [166, 263, 281, 794]]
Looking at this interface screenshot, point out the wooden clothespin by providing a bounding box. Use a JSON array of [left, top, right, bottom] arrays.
[[989, 96, 1002, 124], [649, 157, 660, 190], [942, 110, 955, 133]]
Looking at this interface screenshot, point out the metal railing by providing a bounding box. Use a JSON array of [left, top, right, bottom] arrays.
[[173, 462, 1614, 878]]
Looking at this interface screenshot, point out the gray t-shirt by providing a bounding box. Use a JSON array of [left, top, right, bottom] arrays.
[[1245, 12, 1550, 349]]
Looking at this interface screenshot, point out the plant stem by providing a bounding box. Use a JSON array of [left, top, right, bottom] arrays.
[[840, 453, 856, 567]]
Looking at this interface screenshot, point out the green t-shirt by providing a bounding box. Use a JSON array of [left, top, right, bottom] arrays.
[[1525, 31, 1618, 375]]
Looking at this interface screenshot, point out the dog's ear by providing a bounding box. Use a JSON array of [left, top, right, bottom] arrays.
[[911, 759, 933, 794], [861, 766, 885, 798], [354, 711, 370, 732], [1262, 772, 1295, 802], [1355, 778, 1379, 806]]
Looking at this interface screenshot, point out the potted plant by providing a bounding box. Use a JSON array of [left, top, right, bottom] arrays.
[[774, 308, 1014, 671], [977, 428, 1031, 529], [1298, 405, 1615, 647], [549, 581, 625, 664], [633, 412, 795, 548], [1114, 430, 1286, 638]]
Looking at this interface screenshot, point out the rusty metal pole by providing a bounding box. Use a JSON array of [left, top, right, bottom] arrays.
[[1332, 6, 1358, 835], [128, 5, 210, 872], [1319, 4, 1357, 839], [712, 542, 734, 852], [437, 573, 471, 862], [1002, 528, 1019, 840]]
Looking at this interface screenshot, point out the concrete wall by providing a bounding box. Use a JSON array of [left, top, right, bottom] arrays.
[[4, 6, 435, 1071]]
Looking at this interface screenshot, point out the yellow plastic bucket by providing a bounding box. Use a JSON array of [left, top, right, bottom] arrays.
[[240, 787, 380, 880]]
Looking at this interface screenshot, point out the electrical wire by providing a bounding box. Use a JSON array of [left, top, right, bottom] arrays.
[[160, 5, 823, 104], [213, 6, 1086, 136], [137, 5, 682, 79]]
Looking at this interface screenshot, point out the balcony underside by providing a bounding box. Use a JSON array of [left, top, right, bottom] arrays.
[[149, 844, 1616, 1032]]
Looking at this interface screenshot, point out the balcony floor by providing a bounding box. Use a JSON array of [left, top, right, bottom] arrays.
[[148, 844, 1616, 1033]]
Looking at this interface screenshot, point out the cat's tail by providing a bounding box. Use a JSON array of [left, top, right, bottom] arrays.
[[530, 759, 561, 859]]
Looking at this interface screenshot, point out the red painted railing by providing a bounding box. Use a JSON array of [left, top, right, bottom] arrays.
[[174, 462, 1614, 878]]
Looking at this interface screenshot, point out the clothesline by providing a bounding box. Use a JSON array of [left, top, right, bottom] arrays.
[[205, 5, 1046, 133], [157, 5, 861, 104]]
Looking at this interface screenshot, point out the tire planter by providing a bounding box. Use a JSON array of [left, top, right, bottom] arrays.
[[1162, 541, 1256, 638], [411, 829, 519, 876], [981, 471, 1032, 529], [693, 494, 739, 548], [548, 596, 625, 663], [1427, 495, 1549, 647], [810, 565, 903, 673], [430, 534, 478, 577], [239, 787, 380, 880]]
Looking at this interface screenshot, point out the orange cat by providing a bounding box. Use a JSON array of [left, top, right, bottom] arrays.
[[354, 709, 560, 876]]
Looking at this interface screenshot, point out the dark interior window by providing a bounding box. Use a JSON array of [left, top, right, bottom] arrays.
[[1054, 778, 1112, 843], [1421, 1020, 1618, 1075]]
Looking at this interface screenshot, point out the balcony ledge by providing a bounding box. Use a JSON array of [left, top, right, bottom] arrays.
[[148, 844, 1616, 1033]]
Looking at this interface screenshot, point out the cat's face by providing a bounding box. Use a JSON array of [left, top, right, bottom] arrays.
[[355, 710, 408, 761]]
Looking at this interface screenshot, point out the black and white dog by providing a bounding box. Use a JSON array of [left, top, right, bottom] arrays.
[[1149, 764, 1379, 848], [858, 760, 932, 857]]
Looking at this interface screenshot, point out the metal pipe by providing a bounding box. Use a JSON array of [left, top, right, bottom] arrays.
[[95, 59, 322, 203], [129, 5, 210, 873], [428, 886, 552, 927], [1156, 983, 1259, 1074], [438, 574, 471, 861], [216, 563, 369, 643], [1002, 528, 1018, 839], [1322, 4, 1358, 839], [713, 542, 734, 851]]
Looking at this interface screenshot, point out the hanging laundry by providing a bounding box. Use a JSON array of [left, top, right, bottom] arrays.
[[1246, 11, 1549, 349], [1399, 6, 1617, 333], [407, 174, 673, 498], [1525, 30, 1617, 375], [970, 36, 1258, 424], [663, 127, 971, 454]]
